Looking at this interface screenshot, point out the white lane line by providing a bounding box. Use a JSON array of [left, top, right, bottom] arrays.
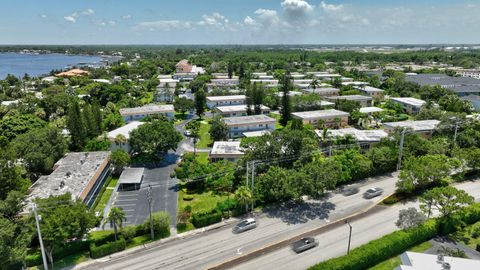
[[115, 198, 138, 202], [114, 204, 136, 207], [117, 194, 138, 197], [122, 209, 135, 212]]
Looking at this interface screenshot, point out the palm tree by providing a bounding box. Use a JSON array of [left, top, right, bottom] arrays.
[[235, 186, 253, 213], [114, 134, 127, 147], [309, 78, 319, 93], [103, 207, 126, 241]]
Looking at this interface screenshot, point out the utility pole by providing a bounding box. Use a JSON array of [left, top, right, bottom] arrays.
[[245, 162, 250, 212], [33, 204, 49, 270], [146, 185, 154, 240], [345, 220, 352, 255], [453, 122, 459, 145], [251, 161, 256, 211], [397, 128, 406, 171]]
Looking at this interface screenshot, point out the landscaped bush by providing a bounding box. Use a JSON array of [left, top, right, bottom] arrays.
[[176, 222, 187, 231], [88, 230, 116, 246], [308, 220, 439, 270], [309, 203, 480, 270], [24, 240, 91, 267], [90, 238, 126, 259], [183, 194, 194, 201], [143, 211, 171, 238], [25, 253, 42, 267], [192, 210, 222, 228]]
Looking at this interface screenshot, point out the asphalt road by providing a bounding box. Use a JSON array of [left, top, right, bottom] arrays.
[[76, 172, 399, 270], [231, 179, 480, 270]]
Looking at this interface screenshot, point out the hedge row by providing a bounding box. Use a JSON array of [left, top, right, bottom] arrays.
[[309, 203, 480, 270], [192, 210, 223, 228], [24, 240, 90, 267], [90, 238, 126, 259]]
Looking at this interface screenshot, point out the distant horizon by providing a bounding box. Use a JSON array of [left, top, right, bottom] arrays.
[[1, 43, 480, 47]]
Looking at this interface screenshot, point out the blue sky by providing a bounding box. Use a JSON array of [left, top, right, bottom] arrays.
[[0, 0, 479, 44]]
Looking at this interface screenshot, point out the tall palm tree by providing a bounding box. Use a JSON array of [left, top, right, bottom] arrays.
[[235, 186, 253, 213], [103, 207, 126, 241], [309, 78, 320, 93]]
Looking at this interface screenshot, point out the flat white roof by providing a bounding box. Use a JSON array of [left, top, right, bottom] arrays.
[[107, 121, 144, 140], [276, 91, 303, 97], [397, 251, 480, 270], [383, 120, 440, 131], [318, 128, 388, 142], [222, 114, 276, 126], [357, 86, 385, 93], [210, 141, 244, 156], [360, 107, 384, 114], [119, 104, 174, 116], [341, 81, 369, 86], [207, 95, 246, 102], [159, 78, 179, 83], [215, 104, 270, 113], [314, 73, 341, 78], [291, 109, 349, 120], [326, 95, 373, 101], [391, 97, 426, 107], [118, 167, 144, 185], [242, 130, 272, 137]]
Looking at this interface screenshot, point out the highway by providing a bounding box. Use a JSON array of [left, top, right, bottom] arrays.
[[73, 175, 480, 270]]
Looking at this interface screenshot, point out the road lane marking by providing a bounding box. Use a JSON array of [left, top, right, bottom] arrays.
[[114, 204, 136, 207], [115, 199, 138, 202]]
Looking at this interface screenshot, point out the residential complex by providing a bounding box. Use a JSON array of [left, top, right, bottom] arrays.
[[119, 104, 174, 123], [325, 95, 373, 107], [209, 141, 244, 162], [383, 119, 440, 136], [291, 109, 349, 127], [206, 95, 246, 109], [390, 97, 426, 114], [222, 114, 276, 138], [214, 104, 270, 117]]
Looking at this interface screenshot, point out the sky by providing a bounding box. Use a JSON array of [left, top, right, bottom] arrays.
[[0, 0, 479, 45]]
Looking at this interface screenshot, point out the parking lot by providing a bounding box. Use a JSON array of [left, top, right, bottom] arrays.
[[108, 153, 179, 227]]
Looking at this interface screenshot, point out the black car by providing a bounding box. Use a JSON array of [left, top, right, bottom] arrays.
[[292, 237, 318, 253], [342, 186, 360, 196]]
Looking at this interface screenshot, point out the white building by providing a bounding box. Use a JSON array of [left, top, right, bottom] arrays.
[[156, 78, 180, 102], [383, 119, 440, 137], [317, 128, 388, 149], [106, 121, 145, 152], [359, 106, 384, 115], [119, 104, 174, 123], [341, 81, 370, 86], [251, 79, 279, 86], [356, 86, 385, 99], [390, 97, 426, 114], [291, 109, 349, 127], [206, 95, 246, 109], [396, 252, 480, 270], [302, 87, 340, 96], [222, 114, 276, 138], [325, 95, 373, 107], [214, 104, 270, 117], [209, 141, 244, 162]]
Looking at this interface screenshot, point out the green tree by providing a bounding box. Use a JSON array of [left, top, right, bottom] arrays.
[[144, 211, 171, 238], [0, 112, 46, 141], [253, 84, 265, 115], [235, 186, 253, 212], [397, 155, 459, 193], [335, 100, 361, 114], [0, 148, 30, 200], [419, 186, 474, 219], [173, 97, 194, 115], [66, 100, 87, 150], [111, 150, 131, 176], [129, 118, 182, 158], [210, 117, 229, 141], [34, 194, 96, 267], [194, 89, 207, 118], [103, 207, 126, 241], [279, 73, 292, 126], [12, 126, 68, 179], [246, 85, 254, 115], [395, 207, 426, 229]]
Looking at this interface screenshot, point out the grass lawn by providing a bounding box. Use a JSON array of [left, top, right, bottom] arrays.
[[368, 241, 433, 270], [451, 220, 480, 249], [30, 251, 90, 270], [196, 120, 212, 148], [93, 177, 119, 214]]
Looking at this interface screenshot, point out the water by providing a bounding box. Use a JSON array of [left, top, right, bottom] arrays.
[[0, 52, 104, 79]]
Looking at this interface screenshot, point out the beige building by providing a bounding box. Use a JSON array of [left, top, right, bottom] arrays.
[[291, 109, 349, 127]]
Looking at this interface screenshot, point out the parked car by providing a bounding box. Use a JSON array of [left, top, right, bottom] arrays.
[[183, 130, 192, 136], [342, 186, 360, 196], [292, 237, 318, 253], [363, 187, 383, 199], [232, 218, 257, 233]]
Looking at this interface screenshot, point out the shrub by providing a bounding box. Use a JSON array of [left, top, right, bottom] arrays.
[[176, 222, 187, 231], [471, 223, 480, 238], [25, 253, 42, 267], [88, 230, 116, 246], [90, 238, 126, 259], [121, 225, 138, 241], [183, 195, 194, 201], [143, 211, 171, 238], [192, 210, 222, 228]]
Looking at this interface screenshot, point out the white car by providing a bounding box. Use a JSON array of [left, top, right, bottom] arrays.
[[363, 187, 384, 199]]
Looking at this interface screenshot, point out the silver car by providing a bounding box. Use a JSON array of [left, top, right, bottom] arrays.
[[292, 237, 318, 253], [232, 218, 257, 233], [363, 187, 383, 199]]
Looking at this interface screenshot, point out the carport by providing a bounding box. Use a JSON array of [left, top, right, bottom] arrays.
[[118, 167, 144, 191]]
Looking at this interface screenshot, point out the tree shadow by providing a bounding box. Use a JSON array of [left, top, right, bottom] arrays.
[[264, 200, 336, 225]]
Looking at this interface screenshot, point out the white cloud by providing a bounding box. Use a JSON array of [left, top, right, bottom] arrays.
[[122, 15, 132, 20], [199, 12, 228, 26], [243, 16, 256, 26], [40, 14, 47, 19], [320, 1, 343, 12], [281, 0, 314, 13], [81, 9, 95, 16], [64, 16, 76, 23], [108, 20, 116, 26], [134, 20, 192, 31], [254, 9, 280, 26]]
